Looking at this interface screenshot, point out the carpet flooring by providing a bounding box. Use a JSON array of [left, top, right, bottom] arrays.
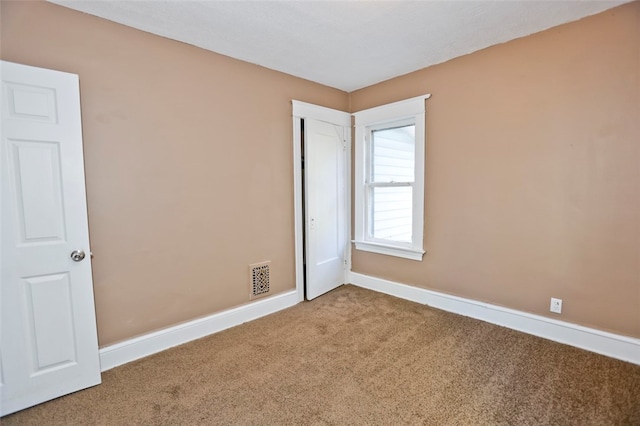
[[3, 285, 640, 425]]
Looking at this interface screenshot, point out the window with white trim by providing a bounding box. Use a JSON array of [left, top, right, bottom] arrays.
[[353, 95, 429, 261]]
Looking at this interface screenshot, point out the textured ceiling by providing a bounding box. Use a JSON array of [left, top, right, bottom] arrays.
[[49, 1, 629, 92]]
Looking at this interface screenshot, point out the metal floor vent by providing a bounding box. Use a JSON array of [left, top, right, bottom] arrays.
[[250, 261, 270, 300]]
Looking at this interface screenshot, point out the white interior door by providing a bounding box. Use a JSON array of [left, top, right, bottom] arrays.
[[1, 61, 101, 416], [304, 118, 348, 300]]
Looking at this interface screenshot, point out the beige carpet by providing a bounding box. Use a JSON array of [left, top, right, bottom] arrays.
[[4, 285, 640, 425]]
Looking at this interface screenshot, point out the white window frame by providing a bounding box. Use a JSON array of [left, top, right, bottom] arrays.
[[353, 94, 430, 261]]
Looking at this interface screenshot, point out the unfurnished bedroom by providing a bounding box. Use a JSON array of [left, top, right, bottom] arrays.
[[1, 0, 639, 424]]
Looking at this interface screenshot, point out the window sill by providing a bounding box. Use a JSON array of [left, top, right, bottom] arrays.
[[353, 240, 425, 261]]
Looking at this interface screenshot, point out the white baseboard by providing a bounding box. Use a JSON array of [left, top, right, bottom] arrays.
[[99, 290, 299, 371], [349, 272, 640, 365]]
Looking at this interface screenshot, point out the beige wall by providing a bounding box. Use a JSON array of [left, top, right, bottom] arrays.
[[1, 0, 638, 345], [351, 2, 640, 338], [0, 1, 348, 346]]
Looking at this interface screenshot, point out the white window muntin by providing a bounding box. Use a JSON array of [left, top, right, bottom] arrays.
[[365, 117, 415, 246], [353, 94, 429, 261]]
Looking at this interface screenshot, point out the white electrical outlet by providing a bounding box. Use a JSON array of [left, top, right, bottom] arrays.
[[550, 298, 562, 314]]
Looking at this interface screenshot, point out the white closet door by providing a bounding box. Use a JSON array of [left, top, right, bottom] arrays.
[[304, 118, 347, 300]]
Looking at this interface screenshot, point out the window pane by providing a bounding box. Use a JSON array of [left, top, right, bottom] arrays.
[[371, 186, 412, 242], [371, 125, 415, 183]]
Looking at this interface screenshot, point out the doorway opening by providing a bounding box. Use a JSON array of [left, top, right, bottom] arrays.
[[299, 118, 308, 300]]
